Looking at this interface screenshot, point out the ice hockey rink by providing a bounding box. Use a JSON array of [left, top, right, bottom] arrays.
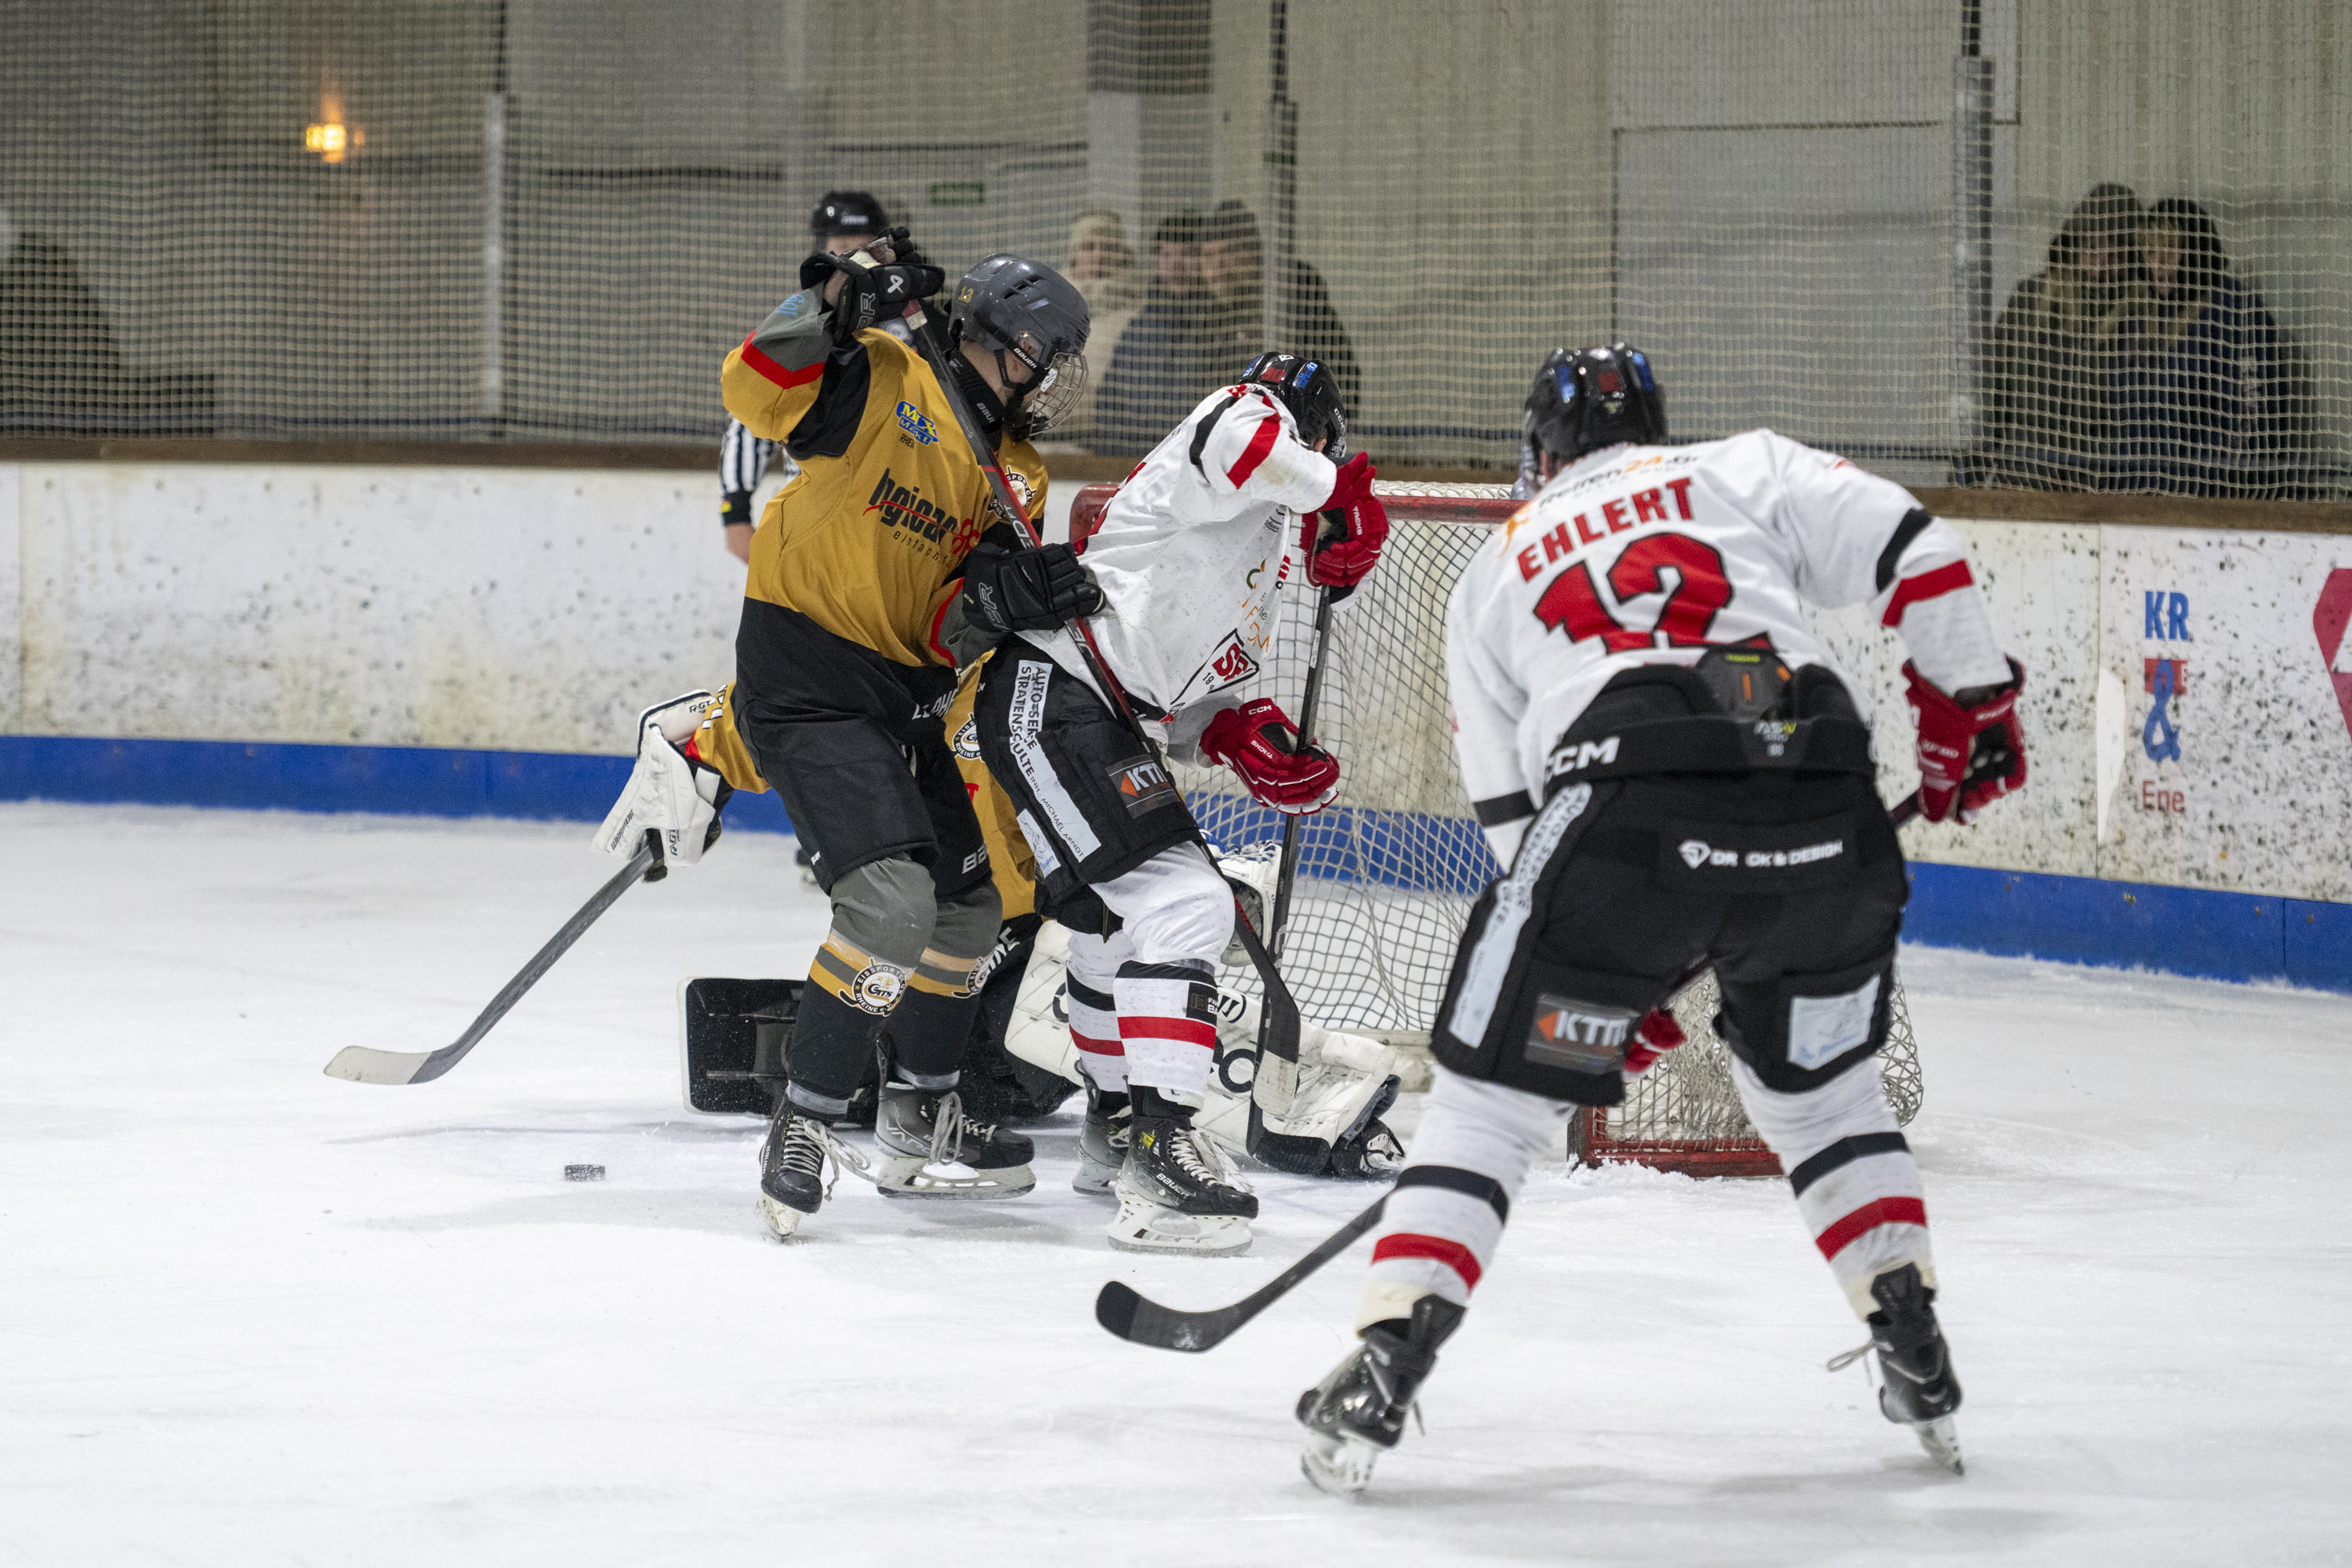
[[2, 800, 2343, 1566]]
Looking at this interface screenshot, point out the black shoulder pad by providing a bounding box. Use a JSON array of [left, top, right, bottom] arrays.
[[784, 346, 873, 463]]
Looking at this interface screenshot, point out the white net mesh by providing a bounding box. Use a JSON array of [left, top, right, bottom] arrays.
[[3, 2, 2343, 498]]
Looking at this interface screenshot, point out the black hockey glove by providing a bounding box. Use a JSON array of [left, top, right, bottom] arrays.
[[959, 541, 1105, 636]]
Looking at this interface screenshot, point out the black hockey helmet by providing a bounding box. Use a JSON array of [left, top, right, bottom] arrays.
[[1525, 343, 1666, 467], [1237, 352, 1347, 460], [951, 253, 1092, 435], [810, 191, 890, 240]]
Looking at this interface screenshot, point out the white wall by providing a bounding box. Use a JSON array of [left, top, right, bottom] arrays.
[[6, 459, 2348, 902], [0, 460, 1076, 757]]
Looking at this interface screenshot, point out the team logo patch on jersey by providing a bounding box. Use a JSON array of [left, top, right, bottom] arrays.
[[1523, 995, 1635, 1075], [895, 400, 940, 445], [951, 716, 981, 759], [1109, 754, 1180, 817], [1005, 468, 1038, 512], [1201, 633, 1260, 692]]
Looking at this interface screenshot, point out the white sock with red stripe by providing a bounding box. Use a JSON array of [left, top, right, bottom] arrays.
[[1731, 1057, 1936, 1317], [1062, 938, 1127, 1093], [1113, 959, 1218, 1097], [1358, 1066, 1566, 1331]]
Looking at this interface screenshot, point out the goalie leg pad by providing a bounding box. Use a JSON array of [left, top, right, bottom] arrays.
[[1357, 1065, 1565, 1330], [1733, 1056, 1936, 1317]]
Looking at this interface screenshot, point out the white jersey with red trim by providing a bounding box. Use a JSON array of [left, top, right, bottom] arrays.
[[1446, 429, 2009, 854], [1030, 383, 1338, 724]]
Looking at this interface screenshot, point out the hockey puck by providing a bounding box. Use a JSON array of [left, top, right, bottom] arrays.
[[564, 1164, 605, 1182]]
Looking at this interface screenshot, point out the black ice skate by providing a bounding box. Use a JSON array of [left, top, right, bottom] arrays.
[[1073, 1083, 1130, 1198], [1296, 1294, 1468, 1496], [1108, 1092, 1258, 1256], [1831, 1262, 1965, 1473], [757, 1106, 864, 1240], [872, 1076, 1036, 1199]]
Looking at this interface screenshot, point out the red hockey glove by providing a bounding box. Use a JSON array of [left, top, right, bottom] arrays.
[[1622, 1009, 1685, 1077], [1904, 656, 2028, 825], [1303, 492, 1388, 590], [1316, 451, 1377, 511], [1199, 699, 1341, 815]]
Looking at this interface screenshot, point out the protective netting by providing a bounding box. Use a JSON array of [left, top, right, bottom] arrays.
[[1192, 488, 1924, 1171], [3, 2, 2343, 496]]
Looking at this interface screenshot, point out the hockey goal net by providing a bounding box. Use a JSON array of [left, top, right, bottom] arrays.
[[1069, 481, 1922, 1178]]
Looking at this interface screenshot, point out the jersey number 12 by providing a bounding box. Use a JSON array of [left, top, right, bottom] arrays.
[[1533, 534, 1731, 652]]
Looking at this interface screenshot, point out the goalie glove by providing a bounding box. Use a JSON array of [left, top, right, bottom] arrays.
[[1302, 452, 1388, 590], [593, 691, 734, 866], [1199, 699, 1340, 815], [959, 539, 1105, 636], [1622, 1008, 1685, 1077], [1903, 656, 2027, 825]]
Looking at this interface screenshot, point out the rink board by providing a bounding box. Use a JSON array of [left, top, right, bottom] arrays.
[[5, 729, 2346, 992]]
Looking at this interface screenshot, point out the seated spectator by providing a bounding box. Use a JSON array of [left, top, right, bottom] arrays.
[[1979, 183, 2143, 488], [1054, 209, 1142, 449], [2106, 198, 2311, 498], [1094, 210, 1216, 456], [1198, 200, 1359, 420], [1067, 208, 1142, 314], [0, 199, 124, 426]]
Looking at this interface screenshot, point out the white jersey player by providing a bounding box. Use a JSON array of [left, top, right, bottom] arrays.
[[967, 352, 1390, 1255], [1295, 344, 2029, 1492]]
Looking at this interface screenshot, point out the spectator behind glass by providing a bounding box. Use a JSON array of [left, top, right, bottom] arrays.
[[2106, 198, 2312, 498], [1053, 209, 1142, 449], [1094, 209, 1215, 456], [1197, 200, 1360, 422], [0, 198, 126, 425], [1980, 183, 2143, 488]]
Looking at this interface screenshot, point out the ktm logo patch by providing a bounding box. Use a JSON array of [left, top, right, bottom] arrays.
[[1109, 754, 1180, 817]]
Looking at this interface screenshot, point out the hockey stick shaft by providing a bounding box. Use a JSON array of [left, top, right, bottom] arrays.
[[322, 837, 661, 1086], [1095, 1194, 1388, 1352], [1266, 583, 1336, 958], [891, 281, 1305, 1063]]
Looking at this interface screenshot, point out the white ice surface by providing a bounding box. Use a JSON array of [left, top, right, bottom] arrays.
[[4, 802, 2349, 1566]]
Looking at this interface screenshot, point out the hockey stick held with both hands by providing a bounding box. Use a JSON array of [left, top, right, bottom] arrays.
[[880, 255, 1310, 1082], [321, 834, 665, 1086], [1097, 789, 1925, 1353]]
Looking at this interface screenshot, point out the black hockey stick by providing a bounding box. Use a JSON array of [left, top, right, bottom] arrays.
[[322, 834, 664, 1086], [1265, 582, 1338, 958], [884, 259, 1306, 1072], [1102, 789, 1931, 1351], [1096, 1192, 1388, 1352]]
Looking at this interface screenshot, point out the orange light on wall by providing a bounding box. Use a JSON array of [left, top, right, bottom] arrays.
[[304, 90, 362, 163]]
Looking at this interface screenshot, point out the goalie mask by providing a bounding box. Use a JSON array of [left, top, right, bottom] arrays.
[[1238, 351, 1348, 461], [950, 254, 1091, 437], [1524, 343, 1665, 470]]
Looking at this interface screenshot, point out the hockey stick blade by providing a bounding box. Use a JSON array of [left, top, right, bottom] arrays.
[[1094, 1194, 1387, 1352], [323, 838, 661, 1086]]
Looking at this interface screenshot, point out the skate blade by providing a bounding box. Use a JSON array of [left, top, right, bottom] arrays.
[[1105, 1196, 1252, 1256], [1913, 1416, 1964, 1475], [872, 1154, 1036, 1200], [1299, 1428, 1378, 1497], [1073, 1149, 1121, 1197], [757, 1193, 811, 1240]]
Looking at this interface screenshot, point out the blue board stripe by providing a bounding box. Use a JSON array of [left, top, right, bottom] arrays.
[[3, 735, 2343, 993]]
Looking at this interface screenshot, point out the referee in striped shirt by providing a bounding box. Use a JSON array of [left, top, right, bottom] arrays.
[[719, 190, 895, 564]]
